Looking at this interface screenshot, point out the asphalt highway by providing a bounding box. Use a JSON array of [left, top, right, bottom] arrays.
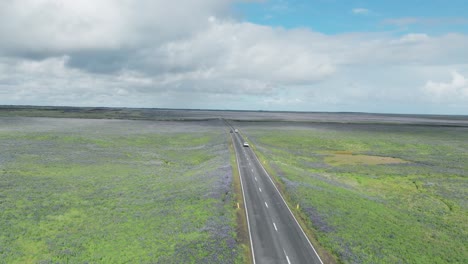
[[230, 129, 323, 264]]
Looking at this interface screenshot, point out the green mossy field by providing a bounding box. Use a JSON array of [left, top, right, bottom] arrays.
[[1, 110, 466, 264], [240, 123, 467, 264], [0, 117, 243, 263]]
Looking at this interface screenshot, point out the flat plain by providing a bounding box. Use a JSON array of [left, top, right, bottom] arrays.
[[1, 106, 467, 264], [0, 117, 243, 263], [237, 122, 467, 264]]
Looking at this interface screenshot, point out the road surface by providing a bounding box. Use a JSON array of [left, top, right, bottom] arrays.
[[230, 128, 323, 264]]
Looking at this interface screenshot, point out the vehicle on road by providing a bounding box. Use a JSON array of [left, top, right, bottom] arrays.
[[235, 129, 239, 133], [243, 142, 249, 147]]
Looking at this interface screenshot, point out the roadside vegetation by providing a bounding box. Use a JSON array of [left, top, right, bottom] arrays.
[[0, 117, 243, 263], [240, 122, 467, 264]]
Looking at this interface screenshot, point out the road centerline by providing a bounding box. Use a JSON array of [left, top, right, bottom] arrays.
[[226, 123, 323, 264], [230, 133, 256, 264], [283, 249, 291, 264]]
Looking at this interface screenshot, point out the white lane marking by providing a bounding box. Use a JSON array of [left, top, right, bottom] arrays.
[[283, 249, 291, 264], [231, 136, 256, 264], [273, 222, 278, 231], [265, 202, 269, 208], [254, 177, 257, 182], [259, 187, 262, 192], [250, 147, 324, 264]]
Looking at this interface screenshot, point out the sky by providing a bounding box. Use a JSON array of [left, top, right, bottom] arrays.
[[1, 0, 468, 114]]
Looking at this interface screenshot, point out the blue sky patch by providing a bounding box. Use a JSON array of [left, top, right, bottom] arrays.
[[235, 0, 468, 35]]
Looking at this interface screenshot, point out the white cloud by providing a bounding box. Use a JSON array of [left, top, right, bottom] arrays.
[[271, 1, 290, 12], [0, 0, 232, 54], [0, 1, 468, 113], [423, 71, 468, 100], [160, 21, 336, 84], [383, 17, 468, 27], [391, 33, 430, 44], [265, 97, 303, 104], [352, 8, 370, 15], [0, 56, 158, 106], [333, 33, 468, 66]]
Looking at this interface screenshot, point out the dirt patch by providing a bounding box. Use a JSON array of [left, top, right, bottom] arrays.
[[324, 151, 408, 166]]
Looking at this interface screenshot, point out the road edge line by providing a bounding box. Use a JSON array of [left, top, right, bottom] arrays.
[[231, 134, 256, 264], [249, 145, 324, 264]]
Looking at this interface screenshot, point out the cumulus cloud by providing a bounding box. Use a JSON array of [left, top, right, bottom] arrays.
[[0, 1, 468, 113], [0, 0, 232, 55], [423, 71, 468, 100], [155, 21, 335, 85], [0, 56, 155, 106]]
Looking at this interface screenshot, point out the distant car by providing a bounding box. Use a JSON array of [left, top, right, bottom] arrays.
[[243, 142, 249, 147], [235, 129, 239, 133]]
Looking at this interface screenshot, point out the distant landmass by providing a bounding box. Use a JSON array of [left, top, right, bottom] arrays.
[[1, 105, 467, 126]]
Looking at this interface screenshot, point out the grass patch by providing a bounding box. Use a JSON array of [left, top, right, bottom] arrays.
[[239, 123, 468, 264], [0, 117, 243, 263], [324, 151, 408, 166]]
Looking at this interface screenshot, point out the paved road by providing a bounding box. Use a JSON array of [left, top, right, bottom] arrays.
[[230, 128, 323, 264]]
